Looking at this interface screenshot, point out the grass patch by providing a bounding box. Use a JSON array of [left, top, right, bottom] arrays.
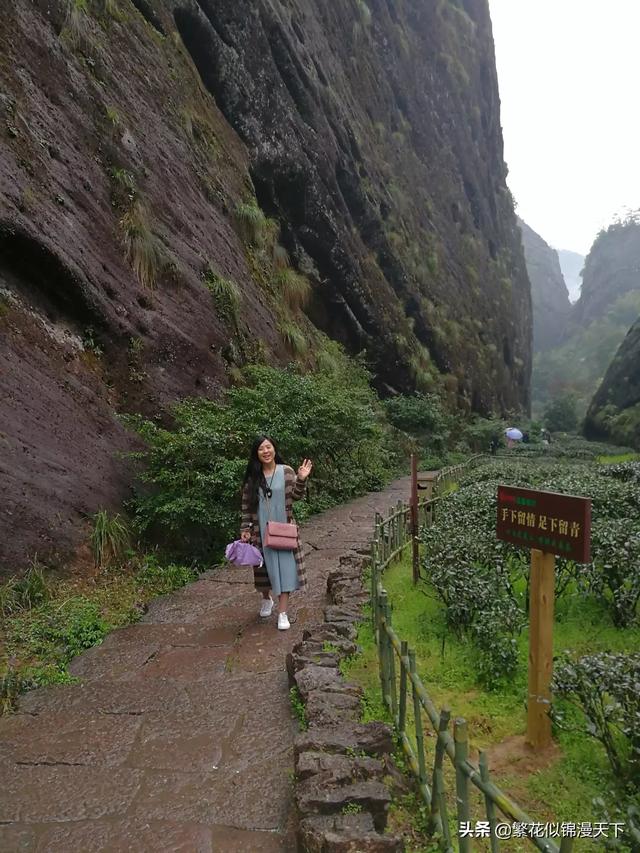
[[275, 269, 312, 311], [0, 554, 197, 714], [598, 453, 639, 464], [91, 510, 130, 569], [289, 685, 308, 731], [203, 266, 241, 323], [235, 201, 267, 246], [62, 0, 90, 47], [120, 200, 164, 288], [272, 243, 290, 271], [345, 552, 640, 850], [278, 319, 308, 355]]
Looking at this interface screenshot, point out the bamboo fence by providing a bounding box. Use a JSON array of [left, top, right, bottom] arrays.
[[369, 459, 575, 852]]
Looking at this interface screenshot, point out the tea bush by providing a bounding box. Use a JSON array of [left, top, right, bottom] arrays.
[[422, 454, 640, 681], [553, 652, 640, 789]]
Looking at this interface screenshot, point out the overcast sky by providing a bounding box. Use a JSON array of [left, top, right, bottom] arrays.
[[488, 0, 640, 256]]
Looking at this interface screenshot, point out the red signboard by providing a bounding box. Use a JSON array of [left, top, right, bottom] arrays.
[[496, 485, 591, 563]]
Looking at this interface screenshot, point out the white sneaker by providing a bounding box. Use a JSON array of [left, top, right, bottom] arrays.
[[277, 612, 290, 631], [259, 597, 274, 617]]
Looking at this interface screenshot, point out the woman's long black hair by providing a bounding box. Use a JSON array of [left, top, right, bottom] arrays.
[[242, 435, 285, 513]]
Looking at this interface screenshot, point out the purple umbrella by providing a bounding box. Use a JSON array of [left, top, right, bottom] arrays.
[[225, 540, 263, 567]]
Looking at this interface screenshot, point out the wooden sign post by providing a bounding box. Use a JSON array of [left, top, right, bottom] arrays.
[[527, 549, 556, 749], [496, 485, 591, 750]]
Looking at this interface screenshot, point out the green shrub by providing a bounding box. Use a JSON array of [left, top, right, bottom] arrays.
[[61, 600, 110, 658], [136, 555, 197, 595], [544, 394, 579, 433], [126, 362, 395, 559], [384, 393, 452, 454], [553, 652, 640, 788]]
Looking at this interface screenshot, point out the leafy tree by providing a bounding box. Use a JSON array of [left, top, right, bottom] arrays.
[[383, 392, 452, 453], [544, 394, 578, 432]]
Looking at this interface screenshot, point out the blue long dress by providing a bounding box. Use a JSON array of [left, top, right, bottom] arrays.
[[258, 464, 300, 596]]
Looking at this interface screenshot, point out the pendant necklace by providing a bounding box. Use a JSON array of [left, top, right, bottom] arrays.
[[265, 467, 276, 499]]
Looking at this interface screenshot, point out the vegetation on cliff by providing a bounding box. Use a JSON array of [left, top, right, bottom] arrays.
[[585, 315, 640, 449], [532, 214, 640, 419], [1, 0, 532, 573]]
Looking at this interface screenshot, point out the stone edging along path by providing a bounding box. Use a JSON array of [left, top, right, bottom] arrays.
[[288, 553, 403, 851], [0, 476, 410, 852]]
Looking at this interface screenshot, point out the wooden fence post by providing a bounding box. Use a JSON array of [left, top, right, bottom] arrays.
[[479, 751, 499, 853], [383, 598, 397, 717], [411, 454, 419, 584], [430, 707, 451, 845], [409, 649, 427, 786], [378, 590, 389, 704], [454, 718, 472, 852], [398, 640, 408, 734]]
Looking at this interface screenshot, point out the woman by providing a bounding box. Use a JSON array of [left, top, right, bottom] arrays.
[[240, 436, 312, 630]]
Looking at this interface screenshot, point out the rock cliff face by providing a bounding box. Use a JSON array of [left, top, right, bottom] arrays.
[[572, 217, 640, 328], [532, 216, 640, 417], [0, 0, 531, 572], [585, 318, 640, 448], [518, 218, 571, 352]]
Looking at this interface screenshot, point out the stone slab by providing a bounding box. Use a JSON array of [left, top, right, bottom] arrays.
[[127, 762, 291, 831], [102, 623, 240, 648], [0, 765, 143, 822], [68, 644, 160, 680], [125, 644, 229, 682], [16, 679, 192, 716], [1, 710, 142, 767]]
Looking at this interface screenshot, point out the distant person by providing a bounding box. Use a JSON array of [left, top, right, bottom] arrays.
[[489, 436, 499, 455], [240, 436, 312, 630], [522, 431, 530, 443]]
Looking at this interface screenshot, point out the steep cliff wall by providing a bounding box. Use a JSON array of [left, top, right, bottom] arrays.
[[585, 318, 640, 448], [532, 216, 640, 417], [572, 217, 640, 328], [0, 0, 530, 572], [518, 218, 571, 352]]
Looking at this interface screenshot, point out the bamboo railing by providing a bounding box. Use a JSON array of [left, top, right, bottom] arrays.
[[369, 460, 574, 852]]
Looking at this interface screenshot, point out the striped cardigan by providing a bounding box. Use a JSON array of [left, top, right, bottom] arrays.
[[240, 465, 308, 591]]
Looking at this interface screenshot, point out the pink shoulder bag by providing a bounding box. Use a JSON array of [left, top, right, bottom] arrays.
[[263, 478, 298, 550]]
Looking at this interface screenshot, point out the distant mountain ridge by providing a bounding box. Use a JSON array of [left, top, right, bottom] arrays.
[[557, 249, 584, 303], [518, 218, 571, 352]]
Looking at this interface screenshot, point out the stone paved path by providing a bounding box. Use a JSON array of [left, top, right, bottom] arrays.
[[0, 476, 410, 852]]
